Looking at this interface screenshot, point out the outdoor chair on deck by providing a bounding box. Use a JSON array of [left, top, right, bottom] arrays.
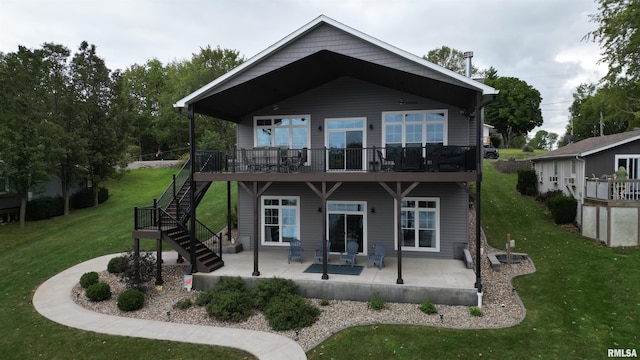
[[241, 148, 257, 172], [314, 240, 331, 263], [288, 239, 303, 264], [377, 150, 395, 172], [339, 241, 359, 267], [367, 244, 386, 270]]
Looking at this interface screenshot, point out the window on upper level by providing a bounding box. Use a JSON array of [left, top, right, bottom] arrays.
[[254, 116, 310, 149], [382, 110, 448, 152]]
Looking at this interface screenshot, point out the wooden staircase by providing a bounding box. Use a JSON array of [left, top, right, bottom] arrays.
[[133, 159, 223, 273]]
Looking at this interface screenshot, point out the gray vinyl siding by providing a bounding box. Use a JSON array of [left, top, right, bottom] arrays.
[[236, 76, 472, 149], [237, 182, 469, 260], [585, 141, 640, 178], [217, 24, 476, 98]]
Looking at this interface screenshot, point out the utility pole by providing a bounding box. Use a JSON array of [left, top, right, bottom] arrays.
[[600, 111, 604, 136]]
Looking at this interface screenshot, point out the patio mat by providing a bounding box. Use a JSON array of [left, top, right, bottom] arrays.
[[303, 264, 364, 275]]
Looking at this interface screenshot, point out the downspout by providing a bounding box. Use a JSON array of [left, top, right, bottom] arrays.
[[475, 93, 497, 303]]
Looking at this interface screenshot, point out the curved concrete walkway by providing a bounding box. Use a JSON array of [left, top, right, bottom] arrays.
[[33, 254, 306, 360]]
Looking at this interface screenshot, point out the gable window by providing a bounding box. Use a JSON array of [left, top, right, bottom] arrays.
[[395, 197, 440, 252], [255, 116, 310, 149], [382, 110, 447, 153], [261, 196, 300, 245]]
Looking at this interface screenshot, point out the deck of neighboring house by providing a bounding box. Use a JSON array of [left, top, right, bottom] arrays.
[[187, 250, 478, 306], [582, 178, 640, 247]]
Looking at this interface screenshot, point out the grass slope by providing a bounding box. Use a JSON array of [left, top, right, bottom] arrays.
[[0, 168, 251, 360], [306, 163, 639, 359]]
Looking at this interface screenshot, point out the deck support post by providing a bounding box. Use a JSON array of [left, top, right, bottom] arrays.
[[155, 239, 164, 285], [188, 105, 198, 275]]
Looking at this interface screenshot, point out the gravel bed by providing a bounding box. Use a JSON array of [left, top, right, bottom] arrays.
[[72, 211, 535, 352]]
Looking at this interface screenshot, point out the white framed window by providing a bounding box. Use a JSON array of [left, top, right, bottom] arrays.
[[325, 118, 366, 171], [615, 154, 640, 180], [394, 197, 440, 252], [254, 115, 310, 149], [382, 110, 448, 153], [261, 196, 300, 245]]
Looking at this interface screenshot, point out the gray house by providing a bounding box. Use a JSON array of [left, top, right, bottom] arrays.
[[530, 129, 640, 246], [134, 15, 498, 295]]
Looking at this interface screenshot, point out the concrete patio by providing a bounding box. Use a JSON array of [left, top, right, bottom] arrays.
[[188, 250, 479, 306]]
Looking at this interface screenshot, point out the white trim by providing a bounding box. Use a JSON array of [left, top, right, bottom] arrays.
[[381, 109, 449, 150], [253, 114, 311, 148], [581, 134, 640, 157], [260, 196, 301, 246], [324, 117, 368, 171], [174, 15, 497, 108], [393, 197, 441, 253], [326, 200, 368, 255]]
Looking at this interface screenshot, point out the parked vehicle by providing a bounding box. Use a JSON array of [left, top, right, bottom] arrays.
[[483, 146, 499, 159]]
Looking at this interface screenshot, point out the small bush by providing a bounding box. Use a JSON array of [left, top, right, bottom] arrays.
[[205, 290, 253, 322], [85, 282, 112, 302], [213, 276, 247, 292], [547, 195, 577, 224], [264, 293, 320, 331], [175, 298, 193, 310], [367, 291, 387, 311], [419, 300, 438, 315], [320, 297, 331, 306], [117, 289, 145, 311], [536, 190, 563, 204], [522, 144, 534, 152], [25, 196, 63, 220], [196, 289, 216, 307], [107, 256, 124, 274], [70, 187, 109, 209], [117, 250, 157, 290], [469, 307, 483, 317], [516, 169, 538, 196], [250, 277, 298, 310], [79, 271, 99, 289]]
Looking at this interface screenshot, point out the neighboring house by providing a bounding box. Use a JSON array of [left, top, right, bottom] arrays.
[[483, 124, 494, 146], [134, 16, 498, 291], [530, 129, 640, 246]]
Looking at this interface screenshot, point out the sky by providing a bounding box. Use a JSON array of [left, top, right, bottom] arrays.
[[1, 0, 607, 139]]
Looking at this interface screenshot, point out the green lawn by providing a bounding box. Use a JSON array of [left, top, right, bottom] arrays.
[[0, 168, 251, 360], [306, 164, 640, 359], [1, 164, 638, 359]]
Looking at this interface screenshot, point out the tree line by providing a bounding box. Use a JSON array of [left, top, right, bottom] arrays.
[[0, 42, 244, 227], [564, 0, 640, 144]]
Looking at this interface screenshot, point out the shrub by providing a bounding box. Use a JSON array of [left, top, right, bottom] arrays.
[[174, 298, 193, 310], [213, 276, 246, 292], [196, 289, 216, 307], [117, 289, 145, 311], [264, 293, 320, 331], [536, 190, 563, 204], [70, 187, 109, 209], [117, 250, 157, 290], [522, 144, 534, 152], [516, 169, 538, 196], [25, 196, 64, 220], [419, 300, 438, 314], [205, 289, 253, 322], [85, 282, 112, 302], [547, 195, 577, 224], [367, 291, 387, 311], [107, 256, 125, 274], [319, 297, 331, 306], [250, 277, 298, 310], [469, 306, 483, 317], [79, 271, 99, 289]]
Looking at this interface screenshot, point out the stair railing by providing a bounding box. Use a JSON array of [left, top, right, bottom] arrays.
[[156, 158, 191, 211], [157, 208, 222, 256]]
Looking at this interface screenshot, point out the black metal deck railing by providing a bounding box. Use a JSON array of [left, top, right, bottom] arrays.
[[195, 145, 477, 174]]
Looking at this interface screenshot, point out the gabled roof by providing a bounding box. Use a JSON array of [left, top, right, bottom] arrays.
[[530, 129, 640, 161], [174, 15, 498, 119]]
